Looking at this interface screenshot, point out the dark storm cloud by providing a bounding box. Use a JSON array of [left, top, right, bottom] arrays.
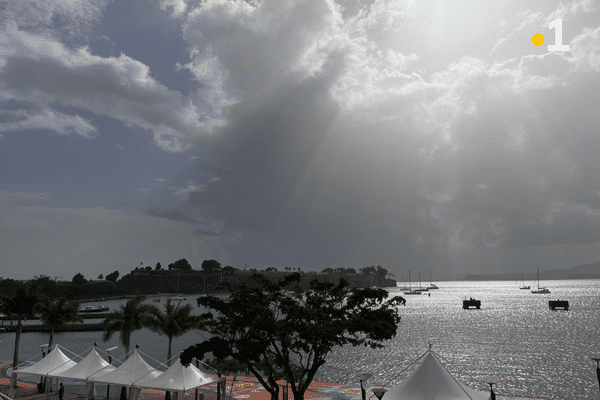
[[188, 64, 340, 232]]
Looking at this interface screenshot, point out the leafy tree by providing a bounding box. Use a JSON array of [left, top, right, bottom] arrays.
[[265, 267, 278, 272], [102, 294, 157, 400], [0, 281, 43, 387], [222, 266, 237, 275], [359, 266, 376, 274], [146, 299, 199, 367], [72, 273, 87, 284], [334, 268, 346, 273], [102, 295, 155, 356], [106, 270, 119, 283], [146, 299, 200, 400], [145, 266, 152, 271], [321, 267, 333, 274], [376, 265, 388, 275], [201, 259, 222, 274], [180, 273, 406, 400], [346, 268, 357, 274], [169, 258, 193, 271], [32, 276, 57, 297], [155, 263, 162, 271], [98, 274, 104, 280], [34, 297, 82, 351]]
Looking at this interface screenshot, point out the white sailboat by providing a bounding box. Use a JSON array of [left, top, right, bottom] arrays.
[[519, 273, 530, 290], [398, 274, 410, 291], [428, 270, 439, 289], [418, 272, 428, 291], [531, 267, 550, 294], [403, 271, 421, 295]]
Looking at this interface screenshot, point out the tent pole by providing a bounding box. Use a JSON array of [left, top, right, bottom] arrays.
[[44, 375, 51, 400]]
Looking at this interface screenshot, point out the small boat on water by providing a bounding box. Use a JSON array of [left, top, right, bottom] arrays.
[[80, 305, 109, 313], [519, 273, 530, 290], [531, 267, 550, 294], [428, 270, 439, 289], [418, 272, 428, 292], [403, 271, 421, 295]]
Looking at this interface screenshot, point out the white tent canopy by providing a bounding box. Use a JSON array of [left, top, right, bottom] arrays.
[[137, 358, 218, 392], [384, 352, 491, 400], [15, 346, 78, 377], [49, 347, 116, 380], [88, 349, 162, 387]]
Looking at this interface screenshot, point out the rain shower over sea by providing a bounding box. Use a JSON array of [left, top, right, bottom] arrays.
[[1, 280, 599, 400]]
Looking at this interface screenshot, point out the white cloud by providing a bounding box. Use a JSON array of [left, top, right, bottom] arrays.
[[174, 180, 206, 200], [0, 107, 98, 138], [569, 26, 600, 72], [158, 0, 188, 17], [0, 0, 112, 39], [0, 27, 228, 152], [181, 0, 344, 109], [545, 0, 597, 24]]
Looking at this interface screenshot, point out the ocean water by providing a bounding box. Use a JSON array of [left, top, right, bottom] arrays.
[[1, 280, 599, 400]]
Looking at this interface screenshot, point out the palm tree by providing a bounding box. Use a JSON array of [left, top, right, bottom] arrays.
[[101, 295, 155, 356], [34, 296, 82, 351], [0, 281, 42, 387], [146, 299, 200, 400], [146, 299, 199, 366]]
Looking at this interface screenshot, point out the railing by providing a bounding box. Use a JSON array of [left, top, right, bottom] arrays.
[[0, 391, 13, 400]]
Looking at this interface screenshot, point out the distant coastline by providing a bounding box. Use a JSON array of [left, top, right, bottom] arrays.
[[463, 260, 600, 281], [0, 267, 396, 302]]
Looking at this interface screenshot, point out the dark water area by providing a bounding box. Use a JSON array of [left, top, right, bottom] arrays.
[[1, 281, 599, 400]]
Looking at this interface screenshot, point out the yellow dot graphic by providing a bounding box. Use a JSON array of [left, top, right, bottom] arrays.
[[532, 33, 544, 46]]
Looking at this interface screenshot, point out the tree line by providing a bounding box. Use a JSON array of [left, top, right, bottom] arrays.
[[0, 261, 393, 302]]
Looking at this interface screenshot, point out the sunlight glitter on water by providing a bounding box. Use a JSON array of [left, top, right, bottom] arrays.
[[314, 280, 600, 400]]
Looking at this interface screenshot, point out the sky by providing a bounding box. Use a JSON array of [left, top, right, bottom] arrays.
[[0, 0, 599, 281]]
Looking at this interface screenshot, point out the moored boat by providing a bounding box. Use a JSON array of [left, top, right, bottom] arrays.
[[519, 273, 530, 290], [80, 305, 109, 313], [428, 270, 439, 289], [531, 267, 550, 294], [403, 271, 421, 295]]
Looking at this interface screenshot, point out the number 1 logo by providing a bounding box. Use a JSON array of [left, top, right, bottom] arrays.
[[548, 18, 570, 52]]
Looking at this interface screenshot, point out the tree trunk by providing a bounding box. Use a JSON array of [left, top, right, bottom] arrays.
[[48, 327, 55, 352], [167, 336, 173, 367], [12, 318, 22, 387], [292, 389, 307, 400], [164, 337, 173, 400], [216, 374, 221, 400]]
